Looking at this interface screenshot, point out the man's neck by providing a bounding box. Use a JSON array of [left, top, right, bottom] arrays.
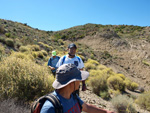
[[68, 53, 75, 58], [56, 86, 73, 99]]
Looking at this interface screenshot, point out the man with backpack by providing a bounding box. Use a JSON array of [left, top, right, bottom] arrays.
[[48, 50, 60, 77], [40, 64, 114, 113], [56, 43, 87, 92]]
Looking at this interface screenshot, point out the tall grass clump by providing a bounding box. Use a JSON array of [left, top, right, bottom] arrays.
[[136, 91, 150, 111], [0, 56, 54, 101], [111, 94, 137, 113]]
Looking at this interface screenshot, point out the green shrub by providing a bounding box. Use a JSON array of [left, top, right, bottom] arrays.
[[84, 62, 96, 71], [0, 36, 5, 43], [37, 51, 44, 58], [111, 94, 137, 113], [89, 70, 103, 77], [31, 45, 40, 51], [5, 33, 11, 37], [88, 74, 108, 96], [41, 50, 48, 56], [96, 64, 107, 70], [107, 75, 125, 91], [124, 78, 132, 89], [0, 56, 54, 101], [86, 58, 99, 65], [130, 82, 139, 91], [10, 52, 34, 61], [19, 46, 30, 52], [99, 91, 110, 100], [5, 38, 14, 47], [116, 73, 125, 80], [136, 91, 150, 111], [32, 51, 44, 59], [124, 78, 139, 91]]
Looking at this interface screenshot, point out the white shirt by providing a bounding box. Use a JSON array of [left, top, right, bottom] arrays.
[[56, 54, 84, 69]]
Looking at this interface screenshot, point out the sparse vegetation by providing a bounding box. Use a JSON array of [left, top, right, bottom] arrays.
[[0, 18, 150, 112], [136, 91, 150, 111], [111, 94, 137, 113]]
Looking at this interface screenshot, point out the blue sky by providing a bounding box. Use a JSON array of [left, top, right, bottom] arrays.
[[0, 0, 150, 31]]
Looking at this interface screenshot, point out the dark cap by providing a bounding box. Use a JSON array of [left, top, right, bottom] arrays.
[[52, 64, 89, 89], [68, 43, 77, 49]]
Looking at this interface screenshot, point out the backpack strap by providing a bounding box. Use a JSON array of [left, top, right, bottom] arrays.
[[45, 93, 63, 113], [76, 56, 81, 63], [61, 55, 66, 65]]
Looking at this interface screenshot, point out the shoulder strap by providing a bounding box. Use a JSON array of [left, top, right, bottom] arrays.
[[76, 56, 81, 63], [61, 55, 66, 65], [45, 93, 63, 113]]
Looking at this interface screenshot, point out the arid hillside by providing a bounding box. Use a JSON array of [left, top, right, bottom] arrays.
[[77, 27, 150, 91]]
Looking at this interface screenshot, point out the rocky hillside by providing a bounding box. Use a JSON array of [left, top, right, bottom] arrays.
[[1, 19, 150, 90], [1, 19, 150, 112], [76, 27, 150, 91]]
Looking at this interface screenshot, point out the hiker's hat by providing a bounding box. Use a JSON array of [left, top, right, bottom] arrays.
[[53, 63, 89, 89], [52, 50, 56, 56], [68, 43, 77, 49]]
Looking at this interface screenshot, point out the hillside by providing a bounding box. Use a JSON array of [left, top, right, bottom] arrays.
[[53, 23, 150, 91], [1, 18, 150, 92], [0, 19, 150, 112]]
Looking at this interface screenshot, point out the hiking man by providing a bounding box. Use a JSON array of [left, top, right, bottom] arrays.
[[41, 63, 114, 113], [56, 43, 87, 92], [48, 50, 60, 77]]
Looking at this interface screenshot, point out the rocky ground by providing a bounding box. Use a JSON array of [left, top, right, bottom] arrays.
[[79, 86, 149, 113]]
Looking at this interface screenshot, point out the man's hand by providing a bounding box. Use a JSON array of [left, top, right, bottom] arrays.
[[50, 67, 55, 70], [49, 66, 55, 70]]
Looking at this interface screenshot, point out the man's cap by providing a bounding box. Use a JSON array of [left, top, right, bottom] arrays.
[[68, 43, 77, 49], [52, 63, 89, 89], [52, 51, 56, 56]]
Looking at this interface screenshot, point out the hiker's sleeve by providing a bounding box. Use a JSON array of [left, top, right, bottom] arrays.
[[79, 57, 84, 69], [47, 58, 51, 66], [77, 95, 84, 106], [40, 100, 55, 113]]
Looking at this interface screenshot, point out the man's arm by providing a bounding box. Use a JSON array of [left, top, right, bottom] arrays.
[[82, 103, 115, 113]]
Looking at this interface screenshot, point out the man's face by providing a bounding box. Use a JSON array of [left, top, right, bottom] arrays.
[[68, 47, 76, 56]]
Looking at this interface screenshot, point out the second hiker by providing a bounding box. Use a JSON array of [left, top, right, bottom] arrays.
[[48, 50, 60, 77], [56, 43, 87, 93]]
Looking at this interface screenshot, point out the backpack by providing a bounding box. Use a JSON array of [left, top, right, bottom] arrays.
[[62, 55, 81, 65], [31, 93, 63, 113], [31, 92, 82, 113]]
